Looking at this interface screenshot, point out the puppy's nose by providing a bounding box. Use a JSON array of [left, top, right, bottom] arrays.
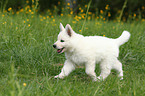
[[53, 44, 56, 48]]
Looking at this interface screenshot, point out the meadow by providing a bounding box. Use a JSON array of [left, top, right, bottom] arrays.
[[0, 3, 145, 96]]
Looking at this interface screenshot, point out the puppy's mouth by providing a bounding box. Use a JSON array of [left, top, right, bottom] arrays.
[[57, 47, 65, 54]]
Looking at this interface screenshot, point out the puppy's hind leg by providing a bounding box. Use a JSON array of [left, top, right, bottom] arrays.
[[54, 60, 75, 79], [97, 60, 111, 81], [113, 59, 123, 80]]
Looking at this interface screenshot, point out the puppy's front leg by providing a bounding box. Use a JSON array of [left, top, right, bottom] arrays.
[[54, 60, 75, 79], [85, 61, 97, 81]]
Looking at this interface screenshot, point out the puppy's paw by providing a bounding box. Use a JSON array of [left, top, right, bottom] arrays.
[[54, 75, 64, 79], [54, 75, 59, 79], [120, 77, 123, 80]]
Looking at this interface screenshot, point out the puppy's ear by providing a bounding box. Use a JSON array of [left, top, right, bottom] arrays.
[[60, 23, 64, 31], [65, 24, 73, 37]]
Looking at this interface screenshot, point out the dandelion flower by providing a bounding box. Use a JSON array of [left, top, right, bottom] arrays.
[[8, 7, 12, 11], [28, 24, 30, 27], [23, 83, 26, 86], [81, 9, 83, 13], [100, 10, 103, 14], [58, 2, 60, 5], [26, 0, 29, 3], [70, 11, 73, 15], [88, 12, 92, 15], [72, 21, 76, 23], [53, 19, 55, 22], [32, 0, 34, 3], [133, 13, 136, 17], [31, 12, 34, 14], [73, 1, 76, 4], [108, 12, 111, 17], [61, 14, 63, 16], [29, 9, 31, 12], [43, 17, 46, 19], [67, 3, 70, 6], [142, 6, 144, 10]]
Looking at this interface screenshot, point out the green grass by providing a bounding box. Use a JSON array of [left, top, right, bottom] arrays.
[[0, 13, 145, 96]]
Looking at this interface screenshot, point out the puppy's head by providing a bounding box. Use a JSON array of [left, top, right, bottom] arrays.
[[53, 23, 75, 54]]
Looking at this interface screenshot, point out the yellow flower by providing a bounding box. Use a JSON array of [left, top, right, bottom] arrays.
[[58, 2, 60, 5], [105, 5, 109, 10], [134, 13, 136, 17], [29, 9, 31, 12], [2, 14, 5, 17], [88, 16, 91, 20], [108, 12, 111, 17], [78, 16, 81, 19], [67, 3, 70, 6], [142, 6, 144, 10], [23, 83, 27, 87], [53, 19, 55, 22], [23, 21, 26, 23], [16, 11, 19, 14], [61, 14, 63, 16], [103, 35, 105, 37], [100, 10, 103, 14], [81, 9, 83, 13], [70, 11, 73, 15], [79, 30, 82, 32], [8, 7, 12, 11], [26, 0, 29, 3], [20, 9, 24, 12], [82, 15, 85, 19], [43, 17, 46, 19], [88, 12, 92, 15], [27, 19, 29, 21], [32, 0, 34, 3], [28, 24, 30, 27], [85, 5, 87, 8], [73, 1, 76, 4], [72, 21, 76, 23], [16, 27, 18, 30], [31, 12, 34, 14], [79, 7, 81, 10]]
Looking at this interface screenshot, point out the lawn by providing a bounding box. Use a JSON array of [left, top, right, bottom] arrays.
[[0, 11, 145, 96]]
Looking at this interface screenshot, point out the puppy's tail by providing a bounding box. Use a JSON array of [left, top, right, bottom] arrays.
[[116, 31, 130, 46]]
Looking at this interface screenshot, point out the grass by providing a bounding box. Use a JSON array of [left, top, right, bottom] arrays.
[[0, 12, 145, 96]]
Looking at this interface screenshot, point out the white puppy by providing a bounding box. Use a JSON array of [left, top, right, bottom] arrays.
[[53, 23, 130, 81]]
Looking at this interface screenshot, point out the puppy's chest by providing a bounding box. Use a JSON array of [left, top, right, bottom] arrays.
[[66, 53, 86, 65]]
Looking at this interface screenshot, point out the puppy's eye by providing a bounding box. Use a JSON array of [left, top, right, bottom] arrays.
[[60, 40, 65, 42]]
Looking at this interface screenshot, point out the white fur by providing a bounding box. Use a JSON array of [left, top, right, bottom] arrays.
[[53, 23, 130, 81]]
